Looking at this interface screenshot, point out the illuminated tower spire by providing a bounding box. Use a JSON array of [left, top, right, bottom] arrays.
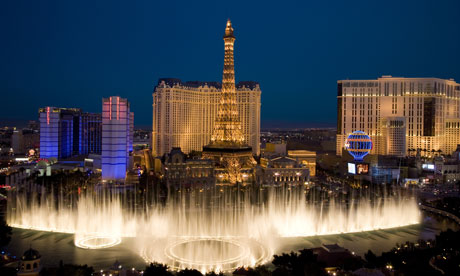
[[210, 19, 244, 145], [203, 19, 256, 185]]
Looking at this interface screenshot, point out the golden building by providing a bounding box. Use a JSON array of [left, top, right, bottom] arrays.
[[262, 141, 287, 158], [445, 119, 460, 155], [337, 76, 460, 157], [152, 79, 261, 157], [164, 147, 215, 188], [261, 156, 309, 186], [287, 150, 316, 176]]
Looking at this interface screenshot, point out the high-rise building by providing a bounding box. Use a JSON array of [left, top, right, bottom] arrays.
[[12, 129, 39, 155], [101, 96, 133, 181], [152, 79, 261, 157], [39, 107, 81, 159], [380, 117, 406, 157], [337, 76, 460, 157], [80, 113, 102, 155], [39, 107, 102, 159], [129, 112, 134, 153]]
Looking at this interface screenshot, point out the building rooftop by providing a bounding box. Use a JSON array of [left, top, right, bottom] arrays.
[[288, 150, 316, 157], [271, 156, 296, 163], [157, 78, 260, 90], [38, 107, 82, 113], [338, 76, 458, 83]]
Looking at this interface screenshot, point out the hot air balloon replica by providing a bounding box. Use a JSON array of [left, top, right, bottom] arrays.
[[345, 131, 373, 161]]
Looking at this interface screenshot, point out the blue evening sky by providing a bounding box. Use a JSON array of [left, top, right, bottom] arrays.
[[1, 0, 459, 128]]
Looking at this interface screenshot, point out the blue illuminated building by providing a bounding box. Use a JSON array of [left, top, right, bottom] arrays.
[[80, 113, 102, 155], [39, 107, 80, 159], [39, 107, 102, 160], [101, 96, 134, 181]]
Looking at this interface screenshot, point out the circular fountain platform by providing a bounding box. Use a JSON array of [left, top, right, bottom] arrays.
[[74, 235, 122, 249], [141, 237, 270, 273]]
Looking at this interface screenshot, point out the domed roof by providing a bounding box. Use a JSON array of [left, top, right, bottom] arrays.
[[22, 248, 41, 261]]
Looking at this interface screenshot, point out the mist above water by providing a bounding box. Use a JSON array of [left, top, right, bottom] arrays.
[[7, 185, 420, 272]]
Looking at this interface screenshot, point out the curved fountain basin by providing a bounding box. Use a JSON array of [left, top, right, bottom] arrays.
[[7, 187, 422, 273]]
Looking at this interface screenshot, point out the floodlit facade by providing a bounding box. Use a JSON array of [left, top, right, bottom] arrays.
[[39, 107, 102, 159], [260, 156, 309, 187], [102, 96, 133, 181], [380, 117, 406, 157], [156, 19, 259, 186], [164, 147, 215, 188], [287, 150, 317, 177], [337, 76, 460, 157], [39, 107, 81, 159], [80, 113, 102, 155], [152, 79, 261, 156], [445, 119, 460, 155]]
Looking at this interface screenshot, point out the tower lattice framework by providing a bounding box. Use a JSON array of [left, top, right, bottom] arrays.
[[210, 19, 245, 145], [203, 19, 256, 185]]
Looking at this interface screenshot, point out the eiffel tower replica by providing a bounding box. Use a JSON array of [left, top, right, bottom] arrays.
[[203, 19, 256, 185]]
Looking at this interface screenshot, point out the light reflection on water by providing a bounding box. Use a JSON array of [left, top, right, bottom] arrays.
[[7, 186, 422, 272], [7, 214, 458, 270]]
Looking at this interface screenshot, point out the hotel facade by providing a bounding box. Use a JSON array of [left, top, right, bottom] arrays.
[[39, 107, 102, 159], [101, 96, 134, 181], [337, 76, 460, 157], [152, 78, 261, 157]]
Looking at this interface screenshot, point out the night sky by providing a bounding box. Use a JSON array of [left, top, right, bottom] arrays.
[[1, 0, 459, 128]]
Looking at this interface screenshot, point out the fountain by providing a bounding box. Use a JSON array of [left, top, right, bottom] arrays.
[[7, 185, 421, 273]]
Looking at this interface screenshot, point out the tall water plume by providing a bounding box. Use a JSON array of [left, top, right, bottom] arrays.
[[7, 184, 421, 272]]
